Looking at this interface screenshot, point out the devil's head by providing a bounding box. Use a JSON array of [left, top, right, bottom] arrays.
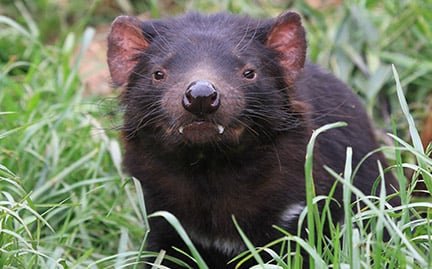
[[107, 12, 307, 148]]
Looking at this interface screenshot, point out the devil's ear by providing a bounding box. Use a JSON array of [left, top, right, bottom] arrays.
[[265, 12, 306, 82], [107, 16, 149, 87]]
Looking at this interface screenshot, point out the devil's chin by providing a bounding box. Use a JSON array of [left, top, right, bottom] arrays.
[[178, 121, 224, 144]]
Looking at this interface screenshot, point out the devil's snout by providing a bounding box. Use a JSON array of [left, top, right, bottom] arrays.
[[182, 80, 220, 116]]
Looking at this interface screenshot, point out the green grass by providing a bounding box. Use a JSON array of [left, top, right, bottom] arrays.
[[1, 0, 431, 268]]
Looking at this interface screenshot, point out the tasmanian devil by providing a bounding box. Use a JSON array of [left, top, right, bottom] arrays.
[[107, 11, 399, 268]]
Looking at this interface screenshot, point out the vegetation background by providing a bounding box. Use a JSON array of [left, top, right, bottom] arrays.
[[0, 0, 431, 268]]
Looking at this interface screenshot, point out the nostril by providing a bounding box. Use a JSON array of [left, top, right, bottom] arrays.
[[183, 92, 192, 108], [182, 80, 221, 116], [209, 91, 220, 108], [210, 92, 217, 102], [184, 89, 193, 105]]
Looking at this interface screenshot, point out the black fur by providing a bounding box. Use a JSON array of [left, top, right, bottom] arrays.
[[108, 12, 399, 269]]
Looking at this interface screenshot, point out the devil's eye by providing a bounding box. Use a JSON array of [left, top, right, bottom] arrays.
[[243, 69, 256, 80], [152, 71, 165, 81]]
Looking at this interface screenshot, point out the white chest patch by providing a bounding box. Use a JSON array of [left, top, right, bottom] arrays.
[[279, 202, 305, 225], [188, 231, 245, 256], [187, 202, 305, 256]]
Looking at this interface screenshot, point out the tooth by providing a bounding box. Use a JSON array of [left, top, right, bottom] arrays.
[[179, 126, 184, 134], [217, 125, 224, 134]]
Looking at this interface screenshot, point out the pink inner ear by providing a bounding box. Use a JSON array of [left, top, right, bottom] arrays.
[[107, 16, 149, 87], [266, 12, 306, 82]]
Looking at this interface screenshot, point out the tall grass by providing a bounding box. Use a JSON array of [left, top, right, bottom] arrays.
[[1, 3, 148, 267], [1, 0, 431, 268]]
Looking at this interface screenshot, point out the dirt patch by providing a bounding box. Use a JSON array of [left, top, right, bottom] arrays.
[[78, 24, 113, 96]]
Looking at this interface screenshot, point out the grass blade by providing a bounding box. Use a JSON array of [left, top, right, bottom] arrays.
[[304, 121, 347, 267], [232, 215, 265, 268], [149, 211, 208, 269]]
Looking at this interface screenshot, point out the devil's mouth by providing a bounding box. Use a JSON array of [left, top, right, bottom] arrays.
[[178, 121, 224, 134], [177, 121, 225, 143]]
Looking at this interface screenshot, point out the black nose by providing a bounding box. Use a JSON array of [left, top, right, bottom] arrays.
[[182, 80, 220, 116]]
